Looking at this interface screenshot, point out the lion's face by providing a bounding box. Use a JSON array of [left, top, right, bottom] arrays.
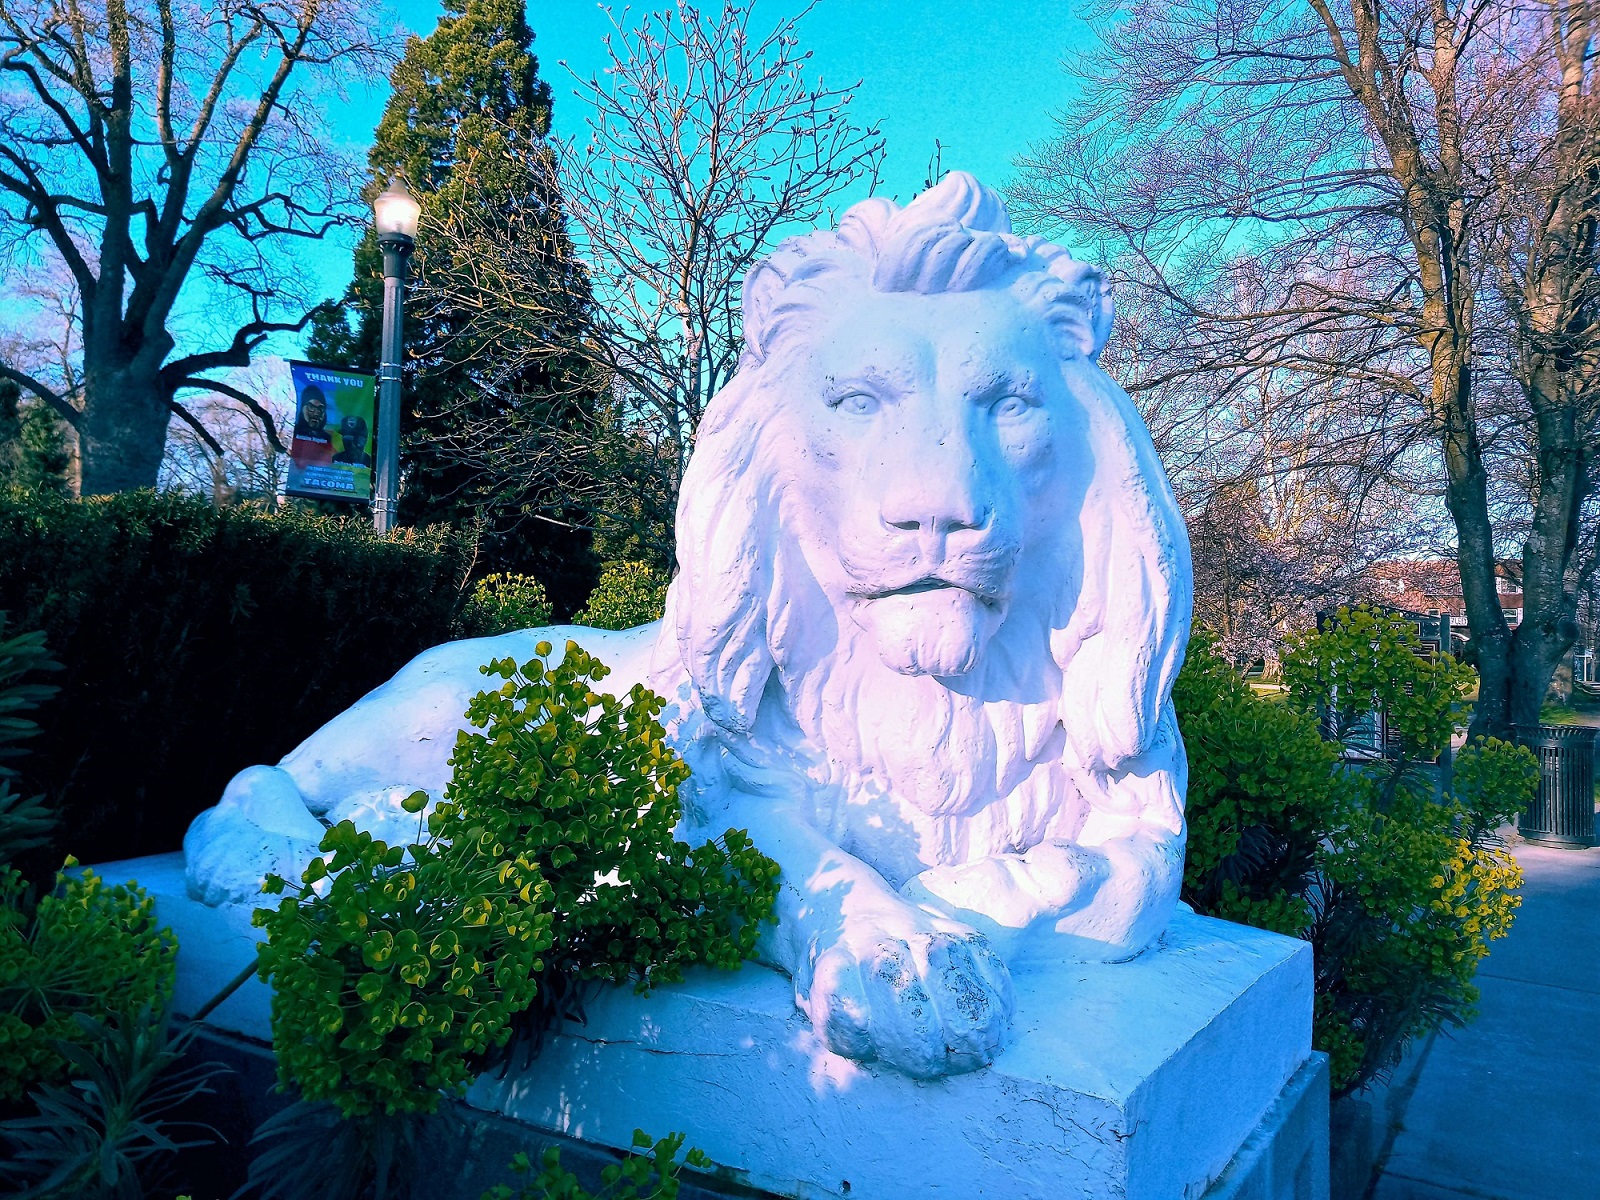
[[669, 173, 1188, 818], [770, 287, 1081, 680]]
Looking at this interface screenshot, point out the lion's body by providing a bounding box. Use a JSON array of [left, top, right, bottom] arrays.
[[184, 173, 1193, 1079]]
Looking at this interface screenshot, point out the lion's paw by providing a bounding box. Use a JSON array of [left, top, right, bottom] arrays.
[[184, 765, 324, 906], [797, 910, 1015, 1078]]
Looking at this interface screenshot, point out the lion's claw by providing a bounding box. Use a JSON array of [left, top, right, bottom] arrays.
[[798, 913, 1015, 1078]]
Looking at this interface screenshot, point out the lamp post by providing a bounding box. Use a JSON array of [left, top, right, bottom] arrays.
[[372, 174, 421, 535]]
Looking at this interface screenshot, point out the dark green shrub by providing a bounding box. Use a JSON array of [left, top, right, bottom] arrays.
[[0, 613, 207, 1194], [455, 573, 553, 638], [0, 620, 179, 1108], [1178, 614, 1535, 1095], [0, 1010, 223, 1198], [0, 488, 473, 862], [575, 562, 668, 631], [0, 615, 59, 867], [482, 1132, 709, 1200], [248, 642, 777, 1199], [1174, 642, 1341, 937]]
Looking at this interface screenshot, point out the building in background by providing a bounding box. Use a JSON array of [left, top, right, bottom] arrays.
[[1363, 560, 1596, 692]]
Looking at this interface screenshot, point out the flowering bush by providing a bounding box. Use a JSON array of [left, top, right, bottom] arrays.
[[253, 640, 778, 1120], [0, 863, 177, 1102], [1178, 612, 1535, 1094], [575, 562, 668, 631], [455, 573, 554, 639]]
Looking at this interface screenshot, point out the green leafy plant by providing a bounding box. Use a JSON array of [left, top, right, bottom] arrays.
[[1451, 736, 1543, 837], [575, 562, 668, 631], [458, 644, 777, 1072], [1178, 614, 1536, 1095], [254, 807, 554, 1119], [249, 641, 777, 1199], [0, 613, 212, 1199], [0, 1010, 223, 1200], [0, 864, 179, 1103], [1280, 604, 1476, 764], [482, 1131, 709, 1200], [455, 573, 555, 639], [1174, 644, 1339, 937]]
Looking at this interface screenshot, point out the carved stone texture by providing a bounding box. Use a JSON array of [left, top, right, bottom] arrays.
[[182, 172, 1195, 1080]]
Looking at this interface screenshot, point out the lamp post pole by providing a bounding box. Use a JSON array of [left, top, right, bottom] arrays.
[[374, 233, 411, 535], [371, 175, 420, 536]]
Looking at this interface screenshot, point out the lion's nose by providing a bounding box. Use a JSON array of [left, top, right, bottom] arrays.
[[881, 475, 991, 537], [885, 510, 988, 534]]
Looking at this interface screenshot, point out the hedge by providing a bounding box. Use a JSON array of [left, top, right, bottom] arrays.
[[0, 489, 473, 864]]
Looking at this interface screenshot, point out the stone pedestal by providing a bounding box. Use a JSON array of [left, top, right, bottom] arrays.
[[98, 854, 1328, 1200]]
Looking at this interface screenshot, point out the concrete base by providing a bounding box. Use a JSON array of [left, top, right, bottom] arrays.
[[98, 853, 1328, 1200], [1205, 1055, 1329, 1200]]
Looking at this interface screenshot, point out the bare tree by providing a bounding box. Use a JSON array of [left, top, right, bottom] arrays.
[[159, 358, 294, 506], [422, 1, 884, 563], [0, 0, 388, 495], [1012, 0, 1600, 735], [1097, 259, 1437, 664]]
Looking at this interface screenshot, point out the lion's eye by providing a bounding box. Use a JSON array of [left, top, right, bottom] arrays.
[[834, 392, 880, 416], [993, 394, 1033, 419]]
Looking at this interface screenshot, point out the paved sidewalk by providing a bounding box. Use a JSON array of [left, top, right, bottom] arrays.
[[1371, 838, 1600, 1200]]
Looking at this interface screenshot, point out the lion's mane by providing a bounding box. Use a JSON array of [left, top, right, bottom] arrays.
[[654, 173, 1191, 877]]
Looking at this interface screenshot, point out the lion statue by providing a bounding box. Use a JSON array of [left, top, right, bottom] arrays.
[[184, 172, 1192, 1080]]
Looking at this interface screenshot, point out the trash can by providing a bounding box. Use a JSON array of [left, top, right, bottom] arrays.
[[1513, 723, 1598, 848]]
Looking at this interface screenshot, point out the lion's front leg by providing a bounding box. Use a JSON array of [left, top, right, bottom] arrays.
[[899, 827, 1182, 962], [902, 722, 1188, 962], [733, 799, 1015, 1079], [184, 765, 325, 906]]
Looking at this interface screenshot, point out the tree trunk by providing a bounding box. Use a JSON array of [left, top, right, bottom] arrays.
[[1503, 358, 1589, 730], [1431, 336, 1518, 742], [78, 365, 173, 496]]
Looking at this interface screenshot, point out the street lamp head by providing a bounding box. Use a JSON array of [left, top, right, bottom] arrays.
[[373, 173, 420, 243]]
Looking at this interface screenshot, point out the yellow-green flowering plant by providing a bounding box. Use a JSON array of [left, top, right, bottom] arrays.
[[481, 1131, 710, 1200], [0, 861, 177, 1102], [1178, 612, 1536, 1095], [574, 562, 669, 631], [249, 641, 777, 1200], [454, 573, 554, 639]]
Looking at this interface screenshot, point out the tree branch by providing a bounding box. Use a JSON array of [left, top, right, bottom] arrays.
[[0, 360, 81, 427], [173, 376, 286, 453], [164, 396, 225, 457]]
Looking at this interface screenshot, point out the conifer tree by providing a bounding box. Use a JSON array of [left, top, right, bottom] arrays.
[[307, 0, 597, 612], [0, 380, 72, 495]]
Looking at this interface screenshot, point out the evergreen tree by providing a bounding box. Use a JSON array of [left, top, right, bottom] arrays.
[[0, 379, 72, 495], [307, 0, 598, 613]]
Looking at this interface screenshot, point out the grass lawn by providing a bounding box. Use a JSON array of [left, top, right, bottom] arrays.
[[1540, 703, 1600, 727]]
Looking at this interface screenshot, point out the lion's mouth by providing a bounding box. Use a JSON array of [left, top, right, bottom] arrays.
[[860, 577, 1003, 607]]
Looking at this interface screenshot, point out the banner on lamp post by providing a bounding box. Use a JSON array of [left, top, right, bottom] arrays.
[[284, 361, 377, 502]]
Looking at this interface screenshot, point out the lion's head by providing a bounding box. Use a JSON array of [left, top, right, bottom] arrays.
[[658, 173, 1191, 862]]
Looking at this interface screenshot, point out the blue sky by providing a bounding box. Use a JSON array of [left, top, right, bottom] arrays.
[[303, 0, 1093, 315]]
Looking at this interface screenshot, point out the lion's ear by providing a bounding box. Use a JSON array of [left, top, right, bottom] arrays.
[[1040, 251, 1116, 362], [671, 376, 776, 736], [741, 261, 787, 363], [1054, 370, 1192, 772]]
